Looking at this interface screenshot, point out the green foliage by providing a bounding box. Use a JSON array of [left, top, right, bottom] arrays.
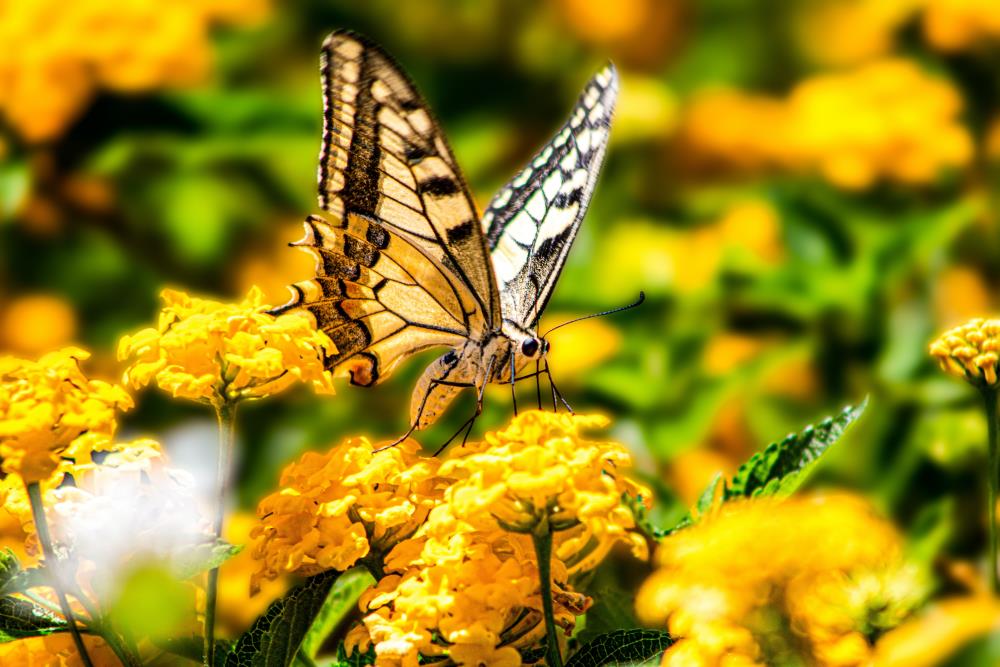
[[109, 565, 196, 642], [673, 399, 868, 532], [299, 568, 374, 660], [225, 570, 340, 667], [171, 540, 243, 580], [0, 550, 67, 643], [328, 643, 376, 667], [566, 629, 674, 667]]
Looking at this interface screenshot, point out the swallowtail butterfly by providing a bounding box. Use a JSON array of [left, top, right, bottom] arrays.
[[276, 30, 618, 436]]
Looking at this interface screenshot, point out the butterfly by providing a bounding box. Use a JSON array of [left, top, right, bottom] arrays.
[[275, 29, 618, 440]]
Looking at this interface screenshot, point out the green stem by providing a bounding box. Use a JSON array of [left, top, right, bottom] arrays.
[[205, 400, 237, 667], [984, 388, 1000, 594], [26, 482, 95, 667], [531, 516, 562, 667]]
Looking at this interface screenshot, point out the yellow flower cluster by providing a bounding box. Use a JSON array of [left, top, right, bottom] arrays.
[[0, 0, 270, 142], [929, 318, 1000, 388], [118, 287, 336, 407], [636, 494, 922, 667], [439, 411, 648, 565], [682, 59, 972, 190], [0, 348, 132, 483], [252, 412, 650, 666], [251, 438, 447, 593]]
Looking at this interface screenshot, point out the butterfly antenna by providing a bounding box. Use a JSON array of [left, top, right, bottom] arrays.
[[541, 291, 645, 338]]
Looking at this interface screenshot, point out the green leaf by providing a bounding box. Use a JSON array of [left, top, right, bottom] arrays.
[[727, 398, 868, 498], [672, 399, 868, 532], [0, 550, 49, 598], [172, 540, 243, 580], [300, 568, 374, 659], [0, 595, 68, 643], [566, 629, 674, 667], [328, 643, 375, 667], [155, 636, 234, 667], [225, 570, 340, 667]]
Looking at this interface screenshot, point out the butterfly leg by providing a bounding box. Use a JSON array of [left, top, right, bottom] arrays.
[[433, 356, 495, 455], [509, 350, 518, 417], [377, 376, 475, 452], [544, 361, 573, 414], [535, 359, 543, 410]]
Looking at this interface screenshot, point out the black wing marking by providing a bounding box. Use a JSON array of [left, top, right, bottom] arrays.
[[483, 64, 618, 329]]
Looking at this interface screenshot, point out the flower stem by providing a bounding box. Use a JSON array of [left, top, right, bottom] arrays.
[[532, 516, 562, 667], [984, 388, 1000, 594], [205, 400, 237, 667], [26, 482, 95, 667]]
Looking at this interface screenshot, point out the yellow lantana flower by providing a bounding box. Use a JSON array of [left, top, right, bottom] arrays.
[[343, 411, 649, 666], [0, 633, 119, 666], [636, 494, 924, 667], [250, 438, 446, 593], [440, 411, 650, 566], [351, 525, 560, 667], [929, 318, 1000, 388], [0, 348, 132, 483], [118, 287, 336, 407]]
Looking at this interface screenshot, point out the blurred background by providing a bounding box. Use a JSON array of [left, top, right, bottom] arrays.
[[2, 0, 1000, 640]]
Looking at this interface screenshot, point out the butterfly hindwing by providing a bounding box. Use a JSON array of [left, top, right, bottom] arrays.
[[318, 30, 500, 330], [483, 64, 618, 329], [277, 213, 470, 386]]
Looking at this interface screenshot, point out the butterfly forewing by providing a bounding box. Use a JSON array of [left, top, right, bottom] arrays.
[[482, 64, 618, 329], [318, 31, 500, 329]]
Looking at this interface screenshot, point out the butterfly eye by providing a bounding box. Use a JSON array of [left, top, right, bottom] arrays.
[[520, 338, 540, 357]]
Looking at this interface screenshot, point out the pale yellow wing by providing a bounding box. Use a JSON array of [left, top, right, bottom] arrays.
[[275, 212, 470, 386], [318, 30, 501, 330]]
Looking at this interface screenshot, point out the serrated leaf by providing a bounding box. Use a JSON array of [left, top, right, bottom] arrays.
[[172, 540, 243, 580], [300, 568, 374, 659], [0, 595, 68, 643], [727, 398, 868, 499], [623, 494, 668, 543], [671, 400, 867, 532], [565, 629, 674, 667], [225, 570, 339, 667]]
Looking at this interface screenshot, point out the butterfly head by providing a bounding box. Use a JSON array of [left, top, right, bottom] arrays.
[[519, 336, 548, 360]]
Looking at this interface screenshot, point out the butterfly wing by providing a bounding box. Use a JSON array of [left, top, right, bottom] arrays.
[[318, 30, 501, 330], [277, 213, 471, 386], [276, 29, 505, 386], [483, 64, 618, 329]]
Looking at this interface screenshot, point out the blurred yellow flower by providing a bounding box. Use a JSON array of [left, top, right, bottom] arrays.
[[795, 0, 922, 66], [0, 633, 119, 666], [554, 0, 683, 67], [613, 74, 678, 144], [682, 59, 972, 189], [702, 333, 769, 377], [872, 597, 1000, 666], [217, 512, 289, 637], [665, 448, 735, 506], [543, 315, 622, 378], [934, 266, 994, 328], [118, 287, 335, 407], [0, 294, 77, 357], [637, 494, 923, 667], [0, 0, 270, 142], [923, 0, 1000, 51], [929, 318, 1000, 388], [718, 200, 784, 266], [235, 221, 317, 306], [0, 348, 131, 483], [250, 437, 446, 593]]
